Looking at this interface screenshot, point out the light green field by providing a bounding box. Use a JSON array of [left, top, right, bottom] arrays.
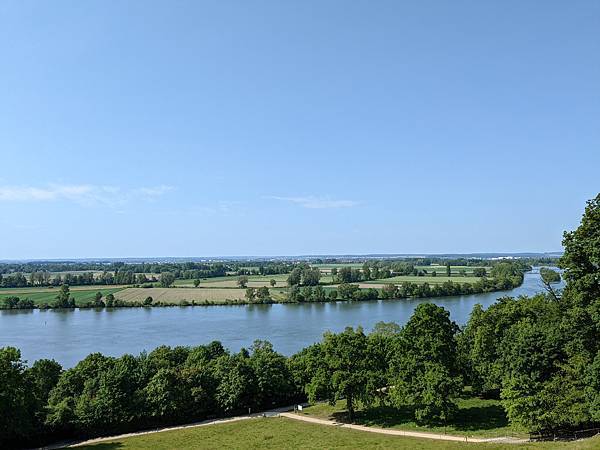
[[302, 397, 524, 439], [313, 263, 364, 274], [174, 274, 335, 288], [71, 416, 599, 450], [364, 275, 482, 285], [0, 287, 125, 306], [173, 274, 290, 287], [415, 265, 490, 276]]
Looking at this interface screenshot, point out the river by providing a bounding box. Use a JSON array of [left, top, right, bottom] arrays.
[[0, 267, 563, 367]]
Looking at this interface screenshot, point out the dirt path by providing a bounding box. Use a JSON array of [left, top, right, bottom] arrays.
[[279, 412, 528, 444]]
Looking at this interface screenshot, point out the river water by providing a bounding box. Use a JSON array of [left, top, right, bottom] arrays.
[[0, 268, 562, 367]]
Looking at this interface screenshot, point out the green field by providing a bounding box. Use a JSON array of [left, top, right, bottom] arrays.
[[0, 287, 125, 306], [364, 275, 483, 286], [71, 416, 599, 450], [301, 397, 524, 439], [173, 274, 291, 287]]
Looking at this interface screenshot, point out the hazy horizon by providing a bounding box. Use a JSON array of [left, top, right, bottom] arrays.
[[0, 251, 563, 263]]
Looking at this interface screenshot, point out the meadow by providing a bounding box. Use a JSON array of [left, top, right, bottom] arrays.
[[0, 287, 125, 306], [71, 416, 599, 450]]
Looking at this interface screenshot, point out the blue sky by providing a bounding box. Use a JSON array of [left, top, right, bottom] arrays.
[[1, 1, 598, 259]]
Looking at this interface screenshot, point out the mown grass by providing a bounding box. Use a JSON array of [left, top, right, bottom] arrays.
[[0, 287, 125, 306], [71, 417, 599, 450], [301, 397, 525, 439]]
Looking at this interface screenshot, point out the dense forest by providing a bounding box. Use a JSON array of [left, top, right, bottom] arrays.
[[1, 194, 598, 448]]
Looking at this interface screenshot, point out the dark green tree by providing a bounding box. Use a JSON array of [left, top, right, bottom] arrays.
[[55, 284, 75, 308], [391, 303, 462, 424], [314, 327, 373, 421], [159, 272, 175, 288]]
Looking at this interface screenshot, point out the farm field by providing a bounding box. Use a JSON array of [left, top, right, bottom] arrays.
[[173, 274, 289, 287], [364, 275, 483, 285], [0, 287, 125, 306], [0, 285, 130, 294], [415, 265, 490, 275], [115, 287, 255, 303], [174, 274, 335, 288], [71, 416, 598, 450]]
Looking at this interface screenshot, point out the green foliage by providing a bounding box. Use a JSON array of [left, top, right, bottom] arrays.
[[560, 193, 600, 307], [159, 272, 175, 288], [390, 304, 462, 424], [540, 267, 561, 284], [245, 287, 256, 301], [0, 347, 62, 448], [473, 267, 487, 277], [55, 284, 75, 308], [237, 275, 249, 288], [312, 327, 374, 421]]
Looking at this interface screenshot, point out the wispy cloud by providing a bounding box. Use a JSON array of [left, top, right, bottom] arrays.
[[266, 195, 359, 209], [0, 184, 174, 207], [133, 185, 174, 197]]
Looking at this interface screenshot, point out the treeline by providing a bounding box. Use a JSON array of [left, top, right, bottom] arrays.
[[316, 257, 542, 270], [0, 341, 301, 448], [286, 276, 523, 304], [2, 190, 600, 449], [237, 262, 295, 276], [0, 262, 292, 289], [0, 261, 231, 276], [328, 260, 529, 284]]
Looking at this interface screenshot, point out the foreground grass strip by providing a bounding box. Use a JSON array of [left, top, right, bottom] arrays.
[[69, 417, 599, 450]]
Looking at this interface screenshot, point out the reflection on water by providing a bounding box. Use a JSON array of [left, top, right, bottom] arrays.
[[0, 268, 564, 367]]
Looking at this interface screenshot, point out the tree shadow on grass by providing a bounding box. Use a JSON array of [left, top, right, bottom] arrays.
[[451, 404, 508, 432], [331, 403, 508, 432], [331, 405, 414, 428]]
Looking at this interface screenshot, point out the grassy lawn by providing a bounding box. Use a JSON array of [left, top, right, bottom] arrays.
[[301, 397, 526, 439], [0, 287, 125, 306], [71, 417, 599, 450]]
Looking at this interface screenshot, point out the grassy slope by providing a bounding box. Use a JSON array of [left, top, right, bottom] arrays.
[[73, 417, 598, 450], [302, 398, 524, 439]]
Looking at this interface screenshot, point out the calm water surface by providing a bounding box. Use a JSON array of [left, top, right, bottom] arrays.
[[0, 268, 562, 367]]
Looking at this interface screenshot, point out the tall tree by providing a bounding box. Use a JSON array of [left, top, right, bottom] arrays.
[[314, 327, 373, 421], [391, 303, 462, 424]]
